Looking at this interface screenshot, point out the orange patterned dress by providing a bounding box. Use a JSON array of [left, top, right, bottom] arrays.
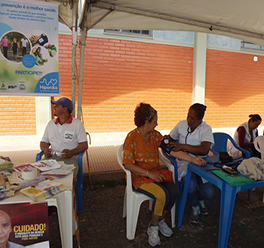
[[123, 128, 163, 189]]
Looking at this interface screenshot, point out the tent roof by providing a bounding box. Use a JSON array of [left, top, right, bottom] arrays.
[[79, 0, 264, 46], [38, 0, 78, 30]]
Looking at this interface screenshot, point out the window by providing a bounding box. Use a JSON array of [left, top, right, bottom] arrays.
[[241, 41, 264, 51], [104, 29, 152, 37]]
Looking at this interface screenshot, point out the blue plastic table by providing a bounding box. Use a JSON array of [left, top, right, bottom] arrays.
[[177, 162, 264, 248]]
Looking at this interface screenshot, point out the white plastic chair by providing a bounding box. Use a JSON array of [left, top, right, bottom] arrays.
[[117, 144, 175, 240], [254, 136, 264, 160]]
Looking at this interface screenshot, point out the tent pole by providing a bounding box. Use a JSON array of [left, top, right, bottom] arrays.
[[71, 0, 79, 118], [77, 27, 87, 120], [192, 32, 207, 104]]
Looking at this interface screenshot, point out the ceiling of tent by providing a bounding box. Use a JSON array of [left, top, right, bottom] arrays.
[[77, 0, 264, 47], [38, 0, 78, 29]]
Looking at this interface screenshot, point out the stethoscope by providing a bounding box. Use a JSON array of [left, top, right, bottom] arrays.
[[185, 122, 202, 144], [185, 126, 195, 144]]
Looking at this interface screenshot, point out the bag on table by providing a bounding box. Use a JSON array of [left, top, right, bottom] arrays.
[[219, 151, 233, 164]]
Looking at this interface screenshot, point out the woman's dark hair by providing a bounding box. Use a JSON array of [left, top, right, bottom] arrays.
[[189, 103, 207, 120], [249, 114, 262, 123], [134, 103, 157, 127]]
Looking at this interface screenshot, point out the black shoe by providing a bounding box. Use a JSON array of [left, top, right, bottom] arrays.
[[190, 213, 199, 224], [190, 206, 200, 224], [200, 205, 208, 215]]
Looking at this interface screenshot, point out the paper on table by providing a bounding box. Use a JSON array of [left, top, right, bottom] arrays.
[[30, 159, 61, 172], [13, 163, 36, 172], [41, 164, 75, 176]]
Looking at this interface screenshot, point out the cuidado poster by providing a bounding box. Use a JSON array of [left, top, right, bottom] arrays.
[[0, 0, 59, 95], [0, 202, 49, 247]]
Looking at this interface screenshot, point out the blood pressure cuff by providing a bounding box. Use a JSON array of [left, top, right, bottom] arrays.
[[160, 138, 172, 154]]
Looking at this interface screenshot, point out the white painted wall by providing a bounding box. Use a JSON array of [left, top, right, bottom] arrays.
[[3, 125, 262, 151]]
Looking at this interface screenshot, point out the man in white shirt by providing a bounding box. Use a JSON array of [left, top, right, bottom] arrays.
[[40, 97, 88, 179], [20, 36, 28, 56]]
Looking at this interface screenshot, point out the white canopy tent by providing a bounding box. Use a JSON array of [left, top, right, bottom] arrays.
[[80, 0, 264, 47], [41, 0, 264, 118]]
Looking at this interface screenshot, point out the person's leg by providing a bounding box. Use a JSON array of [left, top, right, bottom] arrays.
[[137, 182, 177, 246], [251, 146, 261, 158], [181, 173, 200, 207], [182, 173, 201, 223], [243, 146, 261, 158], [3, 47, 7, 58], [243, 147, 254, 157], [161, 182, 179, 212], [198, 176, 216, 201], [137, 183, 168, 219], [156, 182, 178, 238], [197, 176, 216, 215]]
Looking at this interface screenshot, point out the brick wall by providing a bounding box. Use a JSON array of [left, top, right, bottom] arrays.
[[205, 49, 264, 128], [80, 37, 193, 132], [0, 96, 36, 135], [1, 34, 264, 136]]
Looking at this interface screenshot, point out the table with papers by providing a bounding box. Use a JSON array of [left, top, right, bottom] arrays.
[[0, 172, 74, 248]]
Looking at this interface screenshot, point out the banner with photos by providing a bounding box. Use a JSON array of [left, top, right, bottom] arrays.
[[0, 0, 59, 95], [0, 202, 49, 247]]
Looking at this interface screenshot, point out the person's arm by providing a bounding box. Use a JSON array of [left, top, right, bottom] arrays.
[[169, 141, 211, 156], [170, 150, 206, 166], [61, 141, 88, 159], [40, 141, 52, 158], [124, 163, 165, 183]]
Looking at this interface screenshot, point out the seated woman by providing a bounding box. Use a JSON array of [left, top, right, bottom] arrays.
[[167, 103, 216, 224], [123, 103, 206, 247], [229, 114, 262, 158]]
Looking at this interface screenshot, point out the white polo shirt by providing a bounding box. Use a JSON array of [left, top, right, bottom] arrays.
[[41, 116, 87, 152], [21, 38, 28, 47], [170, 120, 214, 180]]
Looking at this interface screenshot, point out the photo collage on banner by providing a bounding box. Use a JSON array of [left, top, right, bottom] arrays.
[[0, 0, 59, 95], [0, 202, 49, 247]]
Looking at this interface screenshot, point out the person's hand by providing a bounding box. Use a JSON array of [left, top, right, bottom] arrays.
[[163, 134, 170, 140], [192, 157, 207, 166], [44, 149, 52, 158], [148, 171, 165, 183], [169, 142, 182, 152], [61, 149, 72, 159]]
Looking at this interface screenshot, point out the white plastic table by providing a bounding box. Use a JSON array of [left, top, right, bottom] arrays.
[[0, 174, 73, 248]]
